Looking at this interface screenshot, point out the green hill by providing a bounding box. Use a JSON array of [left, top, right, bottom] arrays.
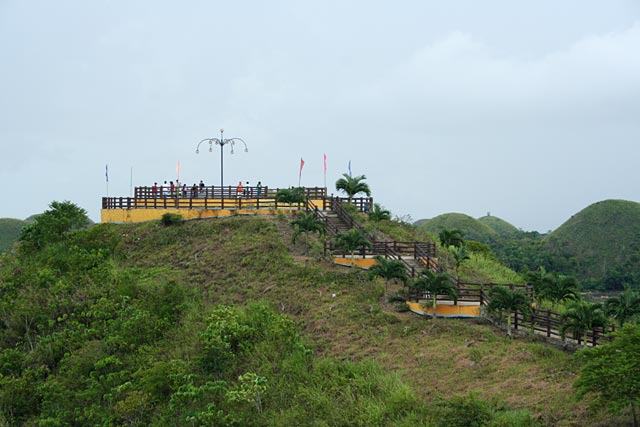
[[0, 218, 27, 253], [544, 199, 640, 289], [0, 210, 626, 426], [415, 213, 498, 244], [477, 215, 522, 239]]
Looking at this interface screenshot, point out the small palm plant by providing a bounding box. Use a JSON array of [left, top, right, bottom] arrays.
[[561, 300, 608, 347], [605, 289, 640, 327], [438, 228, 465, 248], [539, 274, 579, 308], [368, 255, 409, 293], [411, 270, 457, 318], [334, 229, 371, 266], [368, 203, 391, 222], [449, 245, 470, 273], [335, 174, 371, 202], [486, 286, 532, 338], [290, 212, 325, 245]]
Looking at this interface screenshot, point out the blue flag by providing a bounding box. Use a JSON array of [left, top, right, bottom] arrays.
[[348, 160, 352, 177], [105, 164, 109, 182]]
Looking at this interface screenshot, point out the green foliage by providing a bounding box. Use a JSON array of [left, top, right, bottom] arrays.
[[411, 270, 457, 317], [334, 229, 371, 265], [605, 289, 640, 326], [290, 212, 325, 244], [0, 217, 27, 253], [439, 228, 465, 248], [369, 255, 409, 289], [575, 324, 640, 423], [19, 201, 90, 251], [487, 286, 532, 338], [161, 212, 183, 226], [432, 393, 540, 427], [561, 301, 608, 347], [335, 173, 371, 201], [545, 199, 640, 287], [449, 244, 471, 271], [275, 187, 305, 204], [368, 203, 391, 222]]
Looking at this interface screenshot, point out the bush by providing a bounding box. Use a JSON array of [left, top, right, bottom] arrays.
[[160, 213, 183, 226]]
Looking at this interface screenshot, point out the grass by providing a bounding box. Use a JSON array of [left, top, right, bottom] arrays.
[[109, 215, 626, 426]]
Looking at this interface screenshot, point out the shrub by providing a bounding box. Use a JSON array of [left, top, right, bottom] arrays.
[[160, 213, 183, 226]]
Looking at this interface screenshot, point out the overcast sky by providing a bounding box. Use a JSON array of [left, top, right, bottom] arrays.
[[1, 1, 639, 232]]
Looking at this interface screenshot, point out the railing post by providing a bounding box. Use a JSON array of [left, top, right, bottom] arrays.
[[546, 310, 551, 337], [514, 310, 519, 330]]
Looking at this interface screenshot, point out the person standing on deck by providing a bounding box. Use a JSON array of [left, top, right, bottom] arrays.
[[236, 181, 243, 198]]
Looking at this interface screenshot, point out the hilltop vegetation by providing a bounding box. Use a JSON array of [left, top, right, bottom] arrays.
[[0, 201, 631, 426], [545, 199, 640, 290], [0, 218, 27, 253], [416, 200, 640, 291]]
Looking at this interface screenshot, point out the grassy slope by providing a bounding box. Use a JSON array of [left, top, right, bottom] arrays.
[[545, 199, 640, 280], [0, 218, 26, 253], [478, 215, 522, 239], [115, 216, 622, 426], [416, 213, 499, 244]]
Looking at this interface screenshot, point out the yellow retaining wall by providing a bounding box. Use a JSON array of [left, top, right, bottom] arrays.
[[332, 257, 378, 269], [406, 301, 481, 318], [101, 208, 299, 223]]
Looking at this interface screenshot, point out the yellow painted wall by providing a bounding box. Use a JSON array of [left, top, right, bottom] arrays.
[[406, 301, 481, 318], [101, 208, 299, 223], [332, 257, 378, 269]]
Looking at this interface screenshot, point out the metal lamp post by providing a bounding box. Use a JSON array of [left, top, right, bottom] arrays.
[[195, 128, 248, 191]]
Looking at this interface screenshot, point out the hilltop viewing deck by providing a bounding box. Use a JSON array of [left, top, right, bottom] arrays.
[[101, 185, 373, 222]]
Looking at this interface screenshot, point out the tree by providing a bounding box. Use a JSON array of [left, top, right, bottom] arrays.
[[438, 229, 464, 249], [524, 267, 554, 304], [449, 245, 470, 273], [560, 301, 608, 347], [411, 270, 457, 318], [334, 229, 371, 266], [368, 255, 409, 292], [275, 187, 306, 204], [368, 203, 391, 222], [539, 274, 579, 306], [335, 174, 371, 202], [486, 286, 532, 338], [290, 212, 325, 245], [605, 288, 640, 327], [574, 324, 640, 427], [19, 201, 90, 250]]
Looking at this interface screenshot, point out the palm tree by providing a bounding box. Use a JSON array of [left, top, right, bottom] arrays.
[[411, 270, 457, 318], [290, 212, 326, 245], [368, 255, 409, 292], [524, 267, 554, 305], [438, 228, 464, 248], [335, 174, 371, 202], [334, 229, 371, 266], [605, 289, 640, 327], [368, 203, 391, 222], [561, 300, 608, 347], [449, 245, 470, 273], [487, 286, 532, 338], [539, 274, 579, 307], [275, 187, 306, 204]]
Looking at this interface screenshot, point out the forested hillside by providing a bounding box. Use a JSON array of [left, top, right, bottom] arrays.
[[0, 202, 628, 426], [0, 218, 27, 253]]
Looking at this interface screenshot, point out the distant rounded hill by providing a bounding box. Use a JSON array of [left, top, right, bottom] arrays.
[[415, 213, 501, 244], [544, 199, 640, 282], [477, 215, 522, 239], [0, 218, 27, 253]]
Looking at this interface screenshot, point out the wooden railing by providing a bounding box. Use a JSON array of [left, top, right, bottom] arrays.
[[133, 185, 327, 200], [103, 196, 307, 210]]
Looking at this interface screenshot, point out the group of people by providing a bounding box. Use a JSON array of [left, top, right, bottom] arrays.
[[151, 180, 207, 198], [148, 180, 266, 198], [235, 180, 264, 198]]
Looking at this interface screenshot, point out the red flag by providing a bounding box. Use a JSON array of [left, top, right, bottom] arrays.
[[323, 153, 327, 172], [176, 160, 180, 181], [299, 158, 305, 177]]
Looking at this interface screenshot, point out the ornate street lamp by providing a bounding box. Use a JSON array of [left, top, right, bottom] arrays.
[[195, 128, 248, 190]]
